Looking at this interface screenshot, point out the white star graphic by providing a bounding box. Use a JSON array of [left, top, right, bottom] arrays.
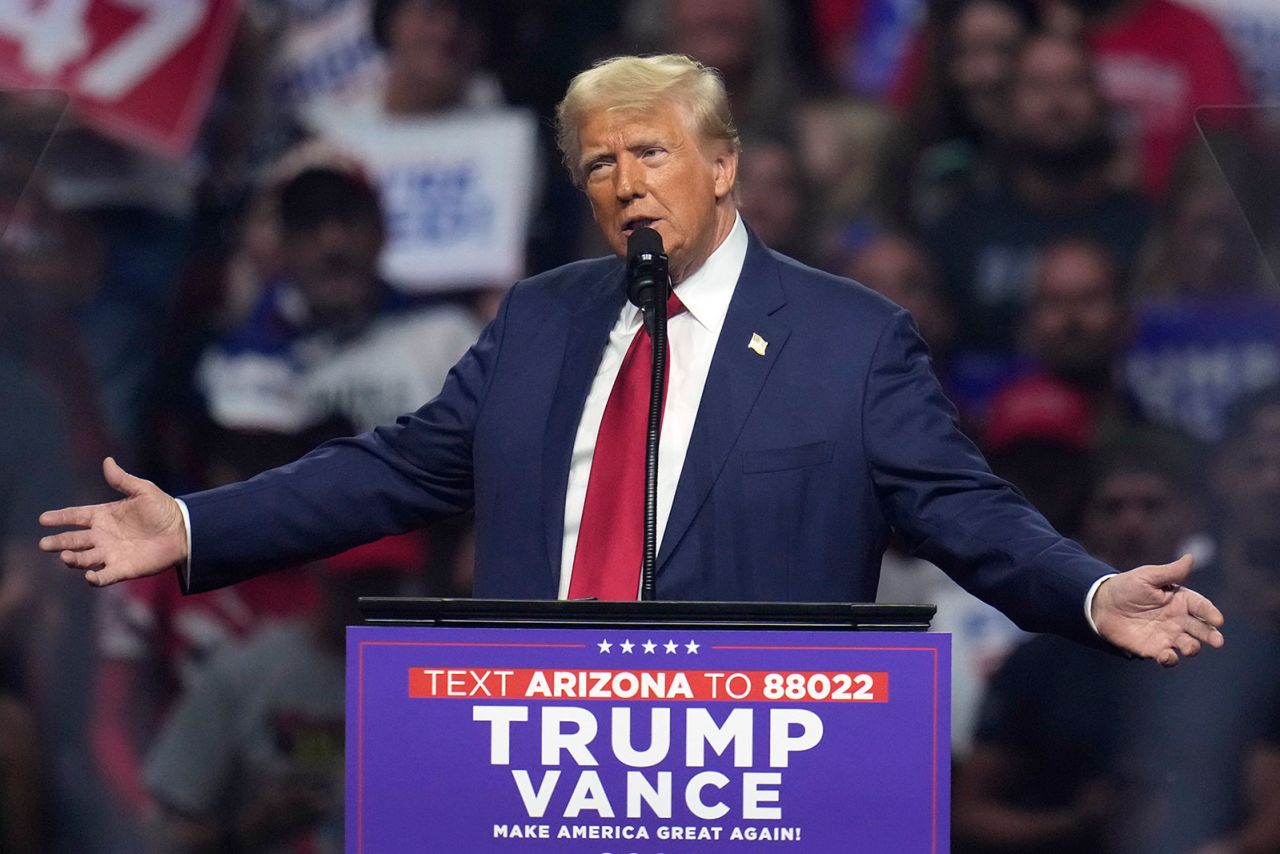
[[685, 640, 700, 654], [620, 640, 635, 654], [642, 640, 657, 654], [664, 640, 679, 654], [597, 639, 612, 653]]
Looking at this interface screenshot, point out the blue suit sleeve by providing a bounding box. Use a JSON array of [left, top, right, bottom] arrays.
[[178, 290, 512, 594], [863, 309, 1112, 642]]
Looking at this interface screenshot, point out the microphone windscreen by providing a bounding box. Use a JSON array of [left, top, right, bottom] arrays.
[[627, 226, 664, 262]]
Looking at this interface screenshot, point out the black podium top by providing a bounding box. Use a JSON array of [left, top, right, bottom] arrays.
[[357, 598, 935, 631]]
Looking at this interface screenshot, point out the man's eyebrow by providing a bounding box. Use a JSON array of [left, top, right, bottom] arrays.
[[579, 150, 613, 171], [626, 136, 665, 151]]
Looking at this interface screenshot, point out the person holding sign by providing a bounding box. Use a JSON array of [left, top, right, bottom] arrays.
[[40, 54, 1223, 666]]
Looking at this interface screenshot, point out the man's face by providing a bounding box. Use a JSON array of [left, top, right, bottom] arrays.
[[578, 100, 737, 282], [1170, 186, 1258, 294], [949, 0, 1027, 133], [283, 214, 383, 328], [738, 141, 802, 250], [672, 0, 758, 83], [1027, 246, 1126, 376], [1008, 38, 1102, 154], [849, 236, 954, 353], [1082, 471, 1195, 570], [388, 0, 476, 107], [1214, 409, 1280, 546]]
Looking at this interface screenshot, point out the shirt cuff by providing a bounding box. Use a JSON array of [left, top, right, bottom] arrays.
[[1084, 573, 1117, 636], [174, 497, 193, 590]]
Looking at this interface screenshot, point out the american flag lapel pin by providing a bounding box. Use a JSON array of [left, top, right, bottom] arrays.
[[748, 332, 768, 356]]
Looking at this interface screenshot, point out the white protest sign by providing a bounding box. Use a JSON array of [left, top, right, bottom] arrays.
[[309, 104, 538, 292]]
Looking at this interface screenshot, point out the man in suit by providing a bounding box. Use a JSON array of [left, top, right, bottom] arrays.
[[40, 55, 1222, 664]]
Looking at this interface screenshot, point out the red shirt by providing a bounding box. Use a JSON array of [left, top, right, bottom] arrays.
[[1087, 0, 1251, 196]]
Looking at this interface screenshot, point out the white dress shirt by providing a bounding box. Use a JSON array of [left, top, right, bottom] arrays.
[[557, 214, 749, 598]]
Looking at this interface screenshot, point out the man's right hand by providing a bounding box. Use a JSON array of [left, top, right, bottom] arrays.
[[38, 457, 188, 587]]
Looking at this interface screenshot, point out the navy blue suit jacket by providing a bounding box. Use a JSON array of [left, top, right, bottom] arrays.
[[181, 232, 1112, 643]]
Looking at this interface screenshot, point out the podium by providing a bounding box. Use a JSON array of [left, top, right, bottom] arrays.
[[347, 600, 950, 853]]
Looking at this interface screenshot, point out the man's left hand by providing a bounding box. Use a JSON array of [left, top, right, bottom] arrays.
[[1091, 554, 1225, 666]]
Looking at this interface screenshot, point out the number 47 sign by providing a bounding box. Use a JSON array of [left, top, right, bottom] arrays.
[[0, 0, 240, 157]]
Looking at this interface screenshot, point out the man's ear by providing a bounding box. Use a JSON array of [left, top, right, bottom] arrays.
[[713, 149, 738, 200]]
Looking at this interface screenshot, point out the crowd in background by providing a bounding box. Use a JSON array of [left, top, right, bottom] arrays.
[[2, 0, 1279, 850]]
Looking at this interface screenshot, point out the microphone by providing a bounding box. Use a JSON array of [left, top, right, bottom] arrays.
[[627, 227, 668, 329], [625, 226, 669, 602]]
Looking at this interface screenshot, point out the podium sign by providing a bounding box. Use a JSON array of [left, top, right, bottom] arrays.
[[348, 625, 949, 852]]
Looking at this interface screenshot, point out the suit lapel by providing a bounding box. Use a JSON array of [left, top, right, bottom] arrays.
[[657, 234, 791, 570], [541, 266, 628, 587]]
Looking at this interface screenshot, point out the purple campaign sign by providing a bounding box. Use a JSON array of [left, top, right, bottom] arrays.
[[347, 627, 950, 853]]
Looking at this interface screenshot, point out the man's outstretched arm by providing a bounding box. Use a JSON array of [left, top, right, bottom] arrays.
[[38, 457, 187, 587]]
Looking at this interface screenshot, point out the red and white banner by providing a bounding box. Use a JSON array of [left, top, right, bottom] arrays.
[[0, 0, 240, 157]]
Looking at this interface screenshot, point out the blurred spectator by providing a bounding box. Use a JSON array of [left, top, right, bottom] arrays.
[[983, 375, 1095, 535], [303, 0, 538, 301], [30, 107, 198, 460], [1210, 386, 1280, 631], [196, 165, 481, 435], [1172, 386, 1280, 854], [143, 551, 415, 853], [89, 430, 330, 835], [1134, 133, 1270, 299], [1025, 240, 1129, 387], [958, 416, 1280, 853], [0, 346, 73, 680], [625, 0, 801, 131], [1013, 238, 1136, 431], [0, 142, 109, 495], [877, 546, 1025, 758], [1115, 393, 1280, 852], [843, 230, 1063, 426], [0, 355, 69, 854], [925, 34, 1151, 355], [902, 0, 1042, 224], [0, 123, 102, 851], [1123, 138, 1280, 442], [1079, 429, 1203, 571], [215, 185, 288, 335], [736, 132, 817, 265], [845, 231, 957, 363], [1062, 0, 1254, 198], [793, 97, 905, 262], [365, 0, 492, 116], [954, 430, 1203, 854]]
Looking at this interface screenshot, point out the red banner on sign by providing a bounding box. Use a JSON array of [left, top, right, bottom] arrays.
[[0, 0, 240, 157]]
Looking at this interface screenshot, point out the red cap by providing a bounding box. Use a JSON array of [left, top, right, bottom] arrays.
[[984, 374, 1095, 453]]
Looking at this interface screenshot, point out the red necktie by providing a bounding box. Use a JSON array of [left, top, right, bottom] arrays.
[[569, 292, 687, 600]]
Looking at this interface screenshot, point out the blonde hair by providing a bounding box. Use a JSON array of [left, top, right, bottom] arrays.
[[555, 54, 741, 186]]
